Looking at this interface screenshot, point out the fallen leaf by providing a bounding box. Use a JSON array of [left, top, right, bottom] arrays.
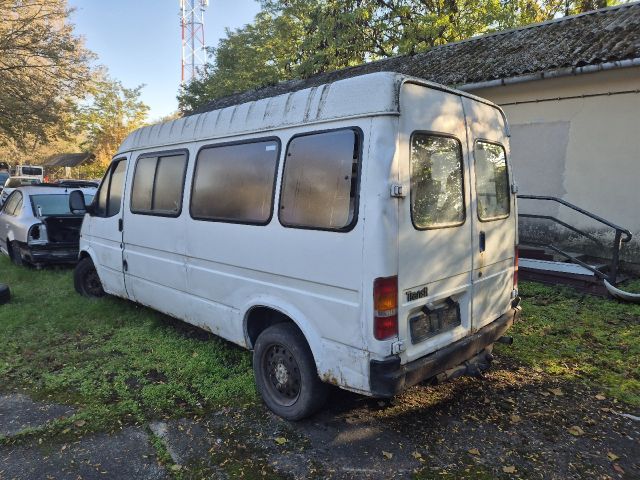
[[503, 466, 516, 473], [274, 437, 287, 445], [382, 451, 393, 460], [595, 394, 606, 401], [540, 391, 551, 397], [468, 448, 480, 456], [613, 464, 625, 474], [74, 419, 86, 428], [412, 451, 423, 461], [510, 415, 521, 424], [548, 388, 564, 396], [607, 452, 619, 461], [170, 465, 182, 471], [567, 426, 584, 436]]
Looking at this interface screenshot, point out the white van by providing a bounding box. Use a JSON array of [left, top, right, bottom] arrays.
[[13, 165, 44, 183], [69, 72, 521, 420]]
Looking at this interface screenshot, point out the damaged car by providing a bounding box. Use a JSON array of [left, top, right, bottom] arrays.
[[0, 185, 95, 266]]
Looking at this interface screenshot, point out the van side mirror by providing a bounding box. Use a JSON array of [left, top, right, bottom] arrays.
[[69, 190, 88, 214]]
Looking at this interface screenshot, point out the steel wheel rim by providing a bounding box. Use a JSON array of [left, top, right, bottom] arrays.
[[84, 268, 102, 296], [262, 343, 301, 406]]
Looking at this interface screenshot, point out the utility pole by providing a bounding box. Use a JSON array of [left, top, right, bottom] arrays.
[[180, 0, 208, 83]]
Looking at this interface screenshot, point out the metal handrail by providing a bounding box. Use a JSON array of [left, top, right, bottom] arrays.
[[517, 194, 633, 284], [518, 195, 632, 242]]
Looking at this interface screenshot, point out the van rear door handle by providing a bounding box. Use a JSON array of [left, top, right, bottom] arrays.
[[479, 231, 486, 252]]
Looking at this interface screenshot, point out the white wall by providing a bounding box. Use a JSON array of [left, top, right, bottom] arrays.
[[471, 66, 640, 266]]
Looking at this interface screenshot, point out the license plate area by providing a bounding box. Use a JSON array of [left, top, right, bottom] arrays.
[[410, 301, 461, 344]]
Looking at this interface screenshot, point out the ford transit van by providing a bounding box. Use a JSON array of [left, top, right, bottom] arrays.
[[70, 72, 521, 420]]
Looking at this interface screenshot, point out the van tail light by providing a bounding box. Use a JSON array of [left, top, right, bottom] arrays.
[[374, 276, 398, 340], [514, 246, 519, 289]]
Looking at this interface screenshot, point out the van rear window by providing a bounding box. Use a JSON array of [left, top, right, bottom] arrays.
[[474, 141, 510, 221], [131, 153, 187, 216], [190, 139, 279, 224], [410, 134, 465, 229], [279, 128, 360, 231]]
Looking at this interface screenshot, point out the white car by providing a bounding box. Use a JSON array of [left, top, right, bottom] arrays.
[[70, 72, 520, 420], [0, 185, 95, 266], [0, 176, 41, 206]]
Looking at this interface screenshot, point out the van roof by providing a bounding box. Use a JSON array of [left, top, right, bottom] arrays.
[[118, 72, 501, 155]]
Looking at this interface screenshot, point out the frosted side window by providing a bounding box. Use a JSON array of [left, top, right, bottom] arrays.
[[191, 140, 279, 224], [279, 129, 359, 231]]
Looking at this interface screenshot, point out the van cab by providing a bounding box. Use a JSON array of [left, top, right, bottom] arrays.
[[70, 72, 520, 420]]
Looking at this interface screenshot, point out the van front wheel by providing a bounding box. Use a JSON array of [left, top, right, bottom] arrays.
[[74, 257, 105, 298], [253, 323, 328, 420]]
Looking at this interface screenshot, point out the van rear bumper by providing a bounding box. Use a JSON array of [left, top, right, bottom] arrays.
[[369, 307, 520, 397]]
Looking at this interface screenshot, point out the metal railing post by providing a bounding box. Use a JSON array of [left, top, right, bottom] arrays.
[[610, 230, 622, 284]]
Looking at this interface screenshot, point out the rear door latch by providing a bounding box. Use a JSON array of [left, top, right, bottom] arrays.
[[390, 184, 406, 198]]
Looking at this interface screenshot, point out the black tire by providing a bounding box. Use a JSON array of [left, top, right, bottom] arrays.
[[0, 283, 10, 305], [74, 257, 105, 298], [8, 241, 23, 266], [253, 323, 328, 420]]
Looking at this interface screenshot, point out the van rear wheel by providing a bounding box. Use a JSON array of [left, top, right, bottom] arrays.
[[253, 323, 328, 420], [74, 257, 105, 298]]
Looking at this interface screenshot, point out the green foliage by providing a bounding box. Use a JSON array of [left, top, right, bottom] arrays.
[[0, 0, 93, 149], [499, 281, 640, 406], [0, 256, 255, 435], [179, 0, 627, 112], [77, 72, 149, 167]]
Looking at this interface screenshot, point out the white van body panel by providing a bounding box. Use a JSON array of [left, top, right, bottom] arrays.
[[80, 72, 517, 397]]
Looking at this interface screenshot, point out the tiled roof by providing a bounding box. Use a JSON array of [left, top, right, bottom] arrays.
[[194, 2, 640, 114]]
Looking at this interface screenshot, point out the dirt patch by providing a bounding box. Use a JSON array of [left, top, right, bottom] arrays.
[[148, 357, 639, 479]]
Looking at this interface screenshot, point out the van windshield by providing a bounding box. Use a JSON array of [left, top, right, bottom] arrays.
[[30, 193, 95, 216]]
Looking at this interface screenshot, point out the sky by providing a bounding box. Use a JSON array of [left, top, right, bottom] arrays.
[[68, 0, 262, 121]]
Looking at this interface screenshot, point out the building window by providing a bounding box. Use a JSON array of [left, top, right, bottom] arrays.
[[279, 128, 360, 231], [130, 153, 187, 216], [410, 133, 465, 229], [474, 141, 510, 221], [190, 139, 279, 224]]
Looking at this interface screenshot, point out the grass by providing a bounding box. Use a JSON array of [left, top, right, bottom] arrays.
[[498, 281, 640, 406], [1, 255, 639, 442], [0, 255, 255, 437]]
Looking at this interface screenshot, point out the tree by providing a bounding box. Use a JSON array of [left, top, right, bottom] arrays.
[[178, 0, 626, 112], [0, 0, 93, 149], [78, 73, 149, 166], [177, 10, 305, 113]]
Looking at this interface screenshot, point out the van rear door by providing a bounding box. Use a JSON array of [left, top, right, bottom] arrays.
[[396, 82, 474, 363], [461, 98, 516, 331]]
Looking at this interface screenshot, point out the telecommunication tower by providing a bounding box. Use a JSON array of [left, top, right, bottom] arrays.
[[180, 0, 208, 83]]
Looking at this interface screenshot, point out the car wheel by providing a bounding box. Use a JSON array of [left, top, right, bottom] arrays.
[[74, 257, 105, 298], [8, 241, 23, 266], [0, 283, 10, 305], [253, 323, 328, 420]]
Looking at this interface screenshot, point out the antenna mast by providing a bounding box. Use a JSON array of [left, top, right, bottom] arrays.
[[180, 0, 208, 83]]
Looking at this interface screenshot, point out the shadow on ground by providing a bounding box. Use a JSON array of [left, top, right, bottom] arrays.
[[1, 355, 638, 479]]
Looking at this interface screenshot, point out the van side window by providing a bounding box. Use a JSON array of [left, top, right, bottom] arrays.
[[279, 128, 360, 231], [95, 159, 127, 218], [410, 133, 465, 229], [190, 139, 279, 224], [131, 153, 187, 217], [474, 141, 510, 221]]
